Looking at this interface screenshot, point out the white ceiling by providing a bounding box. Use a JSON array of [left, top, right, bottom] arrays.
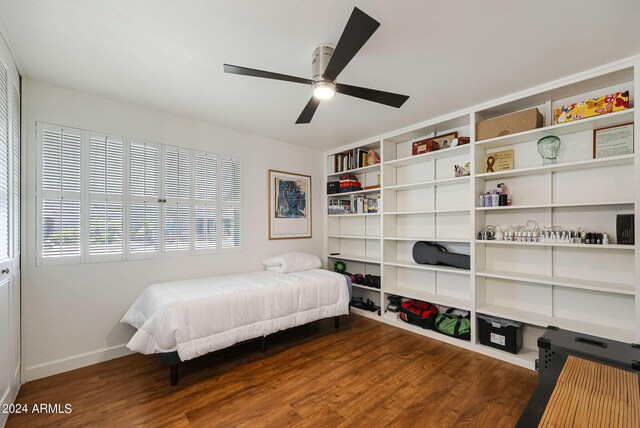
[[2, 1, 640, 150]]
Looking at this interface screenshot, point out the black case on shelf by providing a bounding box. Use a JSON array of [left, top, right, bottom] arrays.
[[327, 181, 339, 194], [478, 315, 523, 354], [616, 213, 635, 245]]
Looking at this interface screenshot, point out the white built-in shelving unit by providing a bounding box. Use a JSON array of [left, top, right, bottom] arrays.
[[323, 56, 640, 370]]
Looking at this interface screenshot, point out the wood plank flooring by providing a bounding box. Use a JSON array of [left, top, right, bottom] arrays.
[[7, 315, 537, 427]]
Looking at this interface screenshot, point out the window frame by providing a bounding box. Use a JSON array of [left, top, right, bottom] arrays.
[[36, 122, 243, 266]]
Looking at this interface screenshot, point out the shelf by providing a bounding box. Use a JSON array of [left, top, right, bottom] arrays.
[[476, 200, 634, 211], [350, 306, 380, 320], [328, 254, 380, 264], [380, 311, 476, 351], [476, 269, 635, 296], [384, 261, 471, 276], [328, 235, 380, 240], [475, 240, 634, 250], [384, 144, 470, 167], [327, 163, 380, 178], [384, 237, 470, 243], [476, 154, 634, 180], [476, 109, 635, 150], [385, 176, 470, 191], [380, 312, 535, 370], [384, 208, 469, 215], [384, 285, 470, 310], [327, 188, 381, 197], [476, 304, 635, 343], [475, 344, 538, 369], [352, 283, 382, 292], [328, 213, 380, 218]]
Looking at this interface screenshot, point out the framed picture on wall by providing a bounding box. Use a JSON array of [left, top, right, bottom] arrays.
[[268, 169, 312, 239]]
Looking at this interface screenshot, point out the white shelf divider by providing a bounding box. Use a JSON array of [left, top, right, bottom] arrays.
[[476, 109, 634, 150], [384, 261, 471, 276], [476, 269, 635, 296], [476, 154, 634, 180], [475, 240, 635, 250], [476, 304, 635, 343]]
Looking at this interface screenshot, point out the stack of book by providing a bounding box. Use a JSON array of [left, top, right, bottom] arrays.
[[338, 174, 362, 193], [328, 148, 370, 174]]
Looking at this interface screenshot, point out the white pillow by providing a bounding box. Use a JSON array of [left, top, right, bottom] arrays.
[[262, 252, 321, 273]]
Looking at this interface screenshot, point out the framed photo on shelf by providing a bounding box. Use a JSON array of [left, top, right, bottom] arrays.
[[432, 131, 458, 149], [593, 122, 634, 159], [268, 169, 312, 240]]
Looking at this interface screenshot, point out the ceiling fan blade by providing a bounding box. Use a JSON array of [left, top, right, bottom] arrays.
[[322, 7, 380, 82], [295, 97, 321, 124], [335, 83, 409, 108], [223, 64, 313, 85]]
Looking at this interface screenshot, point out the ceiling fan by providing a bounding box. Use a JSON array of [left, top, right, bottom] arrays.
[[223, 7, 409, 124]]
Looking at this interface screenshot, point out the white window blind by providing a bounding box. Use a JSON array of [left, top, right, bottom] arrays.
[[220, 157, 241, 250], [11, 84, 19, 256], [194, 152, 217, 251], [38, 124, 243, 264], [40, 125, 82, 259], [0, 61, 8, 261], [89, 133, 123, 257], [129, 141, 160, 255], [163, 147, 190, 253]]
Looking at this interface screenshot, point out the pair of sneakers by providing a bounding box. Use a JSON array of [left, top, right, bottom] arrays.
[[350, 296, 380, 312]]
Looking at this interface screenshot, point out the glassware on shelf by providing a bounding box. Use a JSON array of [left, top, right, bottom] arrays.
[[537, 135, 561, 165]]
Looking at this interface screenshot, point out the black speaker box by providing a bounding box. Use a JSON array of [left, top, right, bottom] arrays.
[[616, 214, 634, 245]]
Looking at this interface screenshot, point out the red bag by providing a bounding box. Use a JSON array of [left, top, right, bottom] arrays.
[[399, 299, 438, 329]]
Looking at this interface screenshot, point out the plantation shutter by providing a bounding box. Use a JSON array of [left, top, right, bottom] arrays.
[[194, 152, 217, 251], [11, 85, 18, 256], [40, 125, 83, 259], [89, 133, 124, 258], [220, 157, 241, 250], [163, 147, 191, 253], [0, 62, 7, 261], [129, 141, 160, 256]]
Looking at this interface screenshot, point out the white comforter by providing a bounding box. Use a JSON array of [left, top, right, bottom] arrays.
[[121, 269, 349, 361]]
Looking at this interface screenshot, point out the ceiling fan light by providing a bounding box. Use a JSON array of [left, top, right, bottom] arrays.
[[312, 81, 336, 100]]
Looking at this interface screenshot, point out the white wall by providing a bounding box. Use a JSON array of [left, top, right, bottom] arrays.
[[21, 79, 325, 381]]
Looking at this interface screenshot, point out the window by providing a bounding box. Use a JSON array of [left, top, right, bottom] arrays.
[[40, 125, 82, 261], [0, 62, 8, 260], [37, 123, 242, 265], [11, 85, 19, 256], [88, 133, 124, 259], [129, 141, 160, 256]]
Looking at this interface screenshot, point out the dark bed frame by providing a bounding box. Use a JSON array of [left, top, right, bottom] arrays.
[[155, 315, 341, 386]]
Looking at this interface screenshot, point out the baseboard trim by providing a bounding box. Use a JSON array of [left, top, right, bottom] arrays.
[[24, 344, 133, 382]]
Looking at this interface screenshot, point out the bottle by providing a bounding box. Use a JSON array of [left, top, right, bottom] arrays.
[[479, 195, 485, 207], [484, 189, 492, 207], [491, 190, 499, 207], [603, 233, 610, 245]]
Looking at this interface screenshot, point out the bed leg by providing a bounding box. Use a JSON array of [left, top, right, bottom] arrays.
[[261, 336, 267, 353], [170, 364, 179, 386], [335, 316, 340, 329]]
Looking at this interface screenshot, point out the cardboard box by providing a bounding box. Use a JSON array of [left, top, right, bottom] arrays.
[[476, 108, 543, 141], [554, 91, 629, 124]]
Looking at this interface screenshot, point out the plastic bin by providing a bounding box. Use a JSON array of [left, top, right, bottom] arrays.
[[478, 314, 523, 354]]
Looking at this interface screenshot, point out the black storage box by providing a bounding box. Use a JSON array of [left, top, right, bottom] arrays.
[[327, 181, 339, 195], [617, 214, 634, 245], [478, 315, 522, 354]]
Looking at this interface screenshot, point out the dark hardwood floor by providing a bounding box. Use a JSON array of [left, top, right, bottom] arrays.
[[8, 315, 537, 427]]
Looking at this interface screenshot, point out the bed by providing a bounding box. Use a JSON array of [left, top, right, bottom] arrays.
[[121, 262, 350, 385]]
